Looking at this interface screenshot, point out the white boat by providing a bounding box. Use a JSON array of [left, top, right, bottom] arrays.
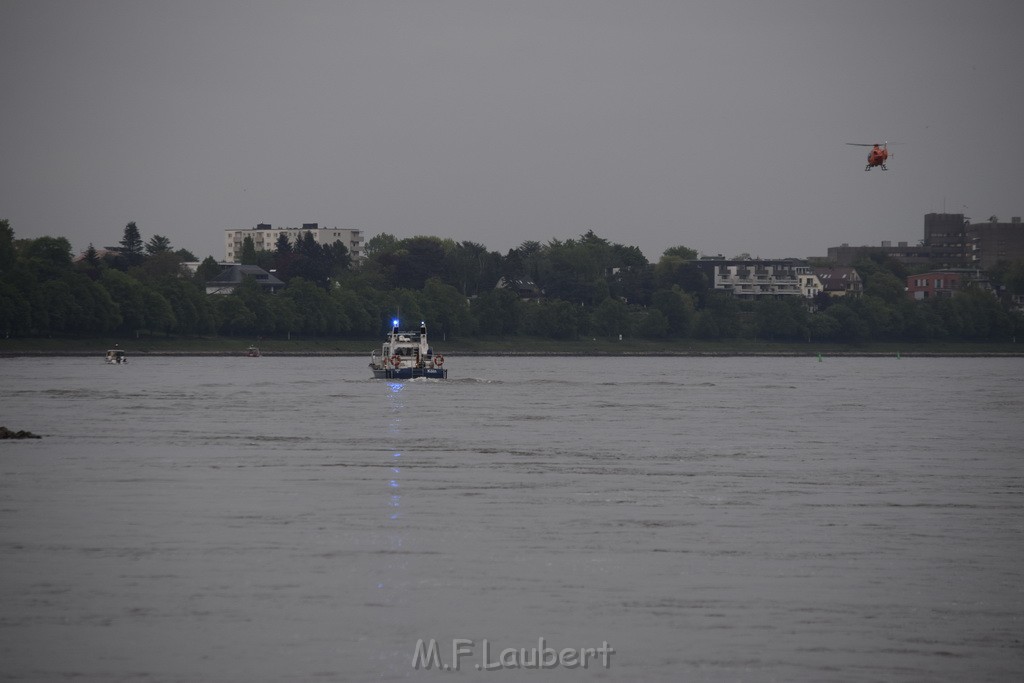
[[369, 320, 447, 379], [105, 348, 127, 364]]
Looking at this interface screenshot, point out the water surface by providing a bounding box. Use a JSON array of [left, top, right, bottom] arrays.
[[1, 355, 1022, 681]]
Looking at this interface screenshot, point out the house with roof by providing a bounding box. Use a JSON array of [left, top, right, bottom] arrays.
[[812, 266, 863, 297], [205, 264, 284, 295], [905, 269, 993, 301], [797, 269, 824, 299], [496, 276, 543, 300]]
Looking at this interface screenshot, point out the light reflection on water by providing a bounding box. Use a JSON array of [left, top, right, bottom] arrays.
[[1, 355, 1023, 682]]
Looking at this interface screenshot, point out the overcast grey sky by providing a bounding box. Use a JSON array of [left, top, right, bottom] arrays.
[[3, 0, 1022, 263]]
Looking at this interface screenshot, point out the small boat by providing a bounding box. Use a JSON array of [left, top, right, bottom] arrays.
[[105, 348, 127, 364], [369, 320, 448, 379], [246, 345, 261, 357]]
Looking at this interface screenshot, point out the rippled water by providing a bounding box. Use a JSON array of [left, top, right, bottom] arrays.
[[1, 355, 1023, 682]]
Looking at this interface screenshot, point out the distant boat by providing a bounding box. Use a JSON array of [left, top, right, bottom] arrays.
[[105, 348, 127, 364], [369, 320, 447, 379], [246, 345, 261, 358]]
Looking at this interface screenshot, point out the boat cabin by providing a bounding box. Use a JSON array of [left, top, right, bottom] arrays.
[[105, 349, 127, 364]]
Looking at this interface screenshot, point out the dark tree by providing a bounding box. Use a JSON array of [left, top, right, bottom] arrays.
[[83, 243, 101, 267], [0, 218, 15, 273], [195, 256, 223, 283], [240, 236, 257, 265], [146, 234, 172, 254], [120, 222, 144, 265]]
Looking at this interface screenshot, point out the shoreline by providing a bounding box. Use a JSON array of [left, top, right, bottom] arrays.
[[3, 350, 1023, 358]]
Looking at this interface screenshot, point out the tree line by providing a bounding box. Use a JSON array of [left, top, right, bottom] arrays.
[[2, 219, 1022, 343]]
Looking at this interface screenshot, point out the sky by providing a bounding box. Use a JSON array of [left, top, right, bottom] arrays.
[[3, 0, 1023, 264]]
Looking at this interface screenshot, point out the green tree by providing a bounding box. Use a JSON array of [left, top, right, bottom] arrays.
[[142, 288, 176, 334], [323, 240, 352, 282], [156, 279, 215, 335], [520, 299, 579, 339], [636, 308, 669, 338], [752, 297, 807, 340], [120, 222, 144, 265], [807, 311, 841, 341], [692, 310, 720, 339], [443, 241, 501, 296], [331, 287, 376, 336], [591, 297, 631, 339], [100, 269, 148, 334], [23, 236, 73, 279], [823, 302, 869, 343], [36, 280, 80, 334], [420, 277, 472, 339], [703, 292, 741, 338], [377, 236, 447, 291], [195, 256, 223, 283], [145, 234, 172, 255], [662, 245, 699, 260], [0, 281, 32, 336], [0, 219, 16, 273], [287, 232, 333, 289], [280, 276, 347, 334], [266, 295, 301, 337], [864, 271, 906, 304], [67, 272, 121, 333], [653, 255, 709, 303], [232, 277, 277, 335], [213, 295, 256, 336], [240, 236, 258, 265], [471, 288, 521, 336], [80, 243, 102, 270], [364, 232, 399, 258], [651, 287, 695, 337], [131, 251, 187, 284]]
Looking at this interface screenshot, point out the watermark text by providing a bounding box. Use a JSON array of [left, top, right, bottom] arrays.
[[412, 637, 614, 672]]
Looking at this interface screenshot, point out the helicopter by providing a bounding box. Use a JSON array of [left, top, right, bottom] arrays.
[[845, 141, 893, 171]]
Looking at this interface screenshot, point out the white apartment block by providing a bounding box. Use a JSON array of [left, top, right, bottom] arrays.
[[225, 223, 364, 263], [708, 261, 804, 299]]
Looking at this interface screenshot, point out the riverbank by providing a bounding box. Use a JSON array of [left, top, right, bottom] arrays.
[[2, 336, 1022, 357]]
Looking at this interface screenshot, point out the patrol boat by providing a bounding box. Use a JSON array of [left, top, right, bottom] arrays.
[[369, 320, 447, 379]]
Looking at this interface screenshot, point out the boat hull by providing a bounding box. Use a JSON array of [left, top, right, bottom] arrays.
[[371, 366, 447, 380]]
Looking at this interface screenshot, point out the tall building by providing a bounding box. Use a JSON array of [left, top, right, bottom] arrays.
[[968, 216, 1024, 270], [827, 241, 933, 267], [826, 212, 1022, 271], [224, 223, 364, 263], [923, 213, 968, 267]]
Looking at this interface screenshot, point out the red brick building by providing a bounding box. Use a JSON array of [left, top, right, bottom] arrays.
[[906, 270, 964, 300]]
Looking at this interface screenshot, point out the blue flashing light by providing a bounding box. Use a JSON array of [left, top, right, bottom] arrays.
[[392, 318, 399, 328]]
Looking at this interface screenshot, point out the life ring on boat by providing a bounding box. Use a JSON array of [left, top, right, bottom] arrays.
[[391, 355, 402, 368], [433, 354, 444, 367]]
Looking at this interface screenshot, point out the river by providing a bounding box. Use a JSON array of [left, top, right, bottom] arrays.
[[1, 355, 1022, 682]]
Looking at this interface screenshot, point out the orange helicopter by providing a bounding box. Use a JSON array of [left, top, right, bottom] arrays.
[[846, 141, 894, 171]]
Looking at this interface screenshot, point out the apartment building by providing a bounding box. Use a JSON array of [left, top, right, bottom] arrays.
[[225, 223, 364, 263], [968, 216, 1024, 270], [694, 259, 805, 300]]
